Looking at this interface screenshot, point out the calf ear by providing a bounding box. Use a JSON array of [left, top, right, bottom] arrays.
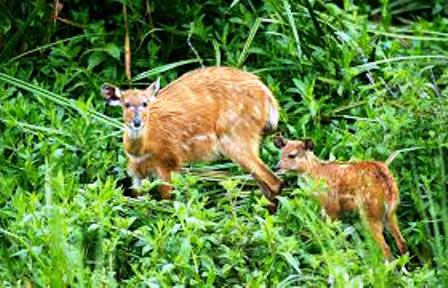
[[303, 138, 314, 151], [274, 133, 286, 148], [145, 77, 160, 102], [101, 84, 122, 106]]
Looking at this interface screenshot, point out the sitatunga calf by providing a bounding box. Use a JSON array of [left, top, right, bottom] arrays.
[[274, 135, 407, 258]]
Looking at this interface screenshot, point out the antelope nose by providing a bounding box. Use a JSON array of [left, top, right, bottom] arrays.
[[133, 119, 142, 128]]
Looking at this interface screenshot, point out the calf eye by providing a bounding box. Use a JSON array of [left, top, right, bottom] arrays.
[[288, 153, 297, 159], [124, 102, 131, 108], [142, 102, 148, 107]]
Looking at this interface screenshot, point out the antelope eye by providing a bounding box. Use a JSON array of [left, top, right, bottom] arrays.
[[124, 102, 131, 108], [142, 102, 148, 108], [288, 153, 297, 159]]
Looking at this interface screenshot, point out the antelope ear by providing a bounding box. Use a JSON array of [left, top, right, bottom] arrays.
[[101, 84, 122, 106], [145, 77, 160, 102], [274, 133, 286, 148], [303, 138, 314, 151]]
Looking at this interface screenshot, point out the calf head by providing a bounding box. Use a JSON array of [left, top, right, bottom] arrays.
[[274, 134, 314, 173]]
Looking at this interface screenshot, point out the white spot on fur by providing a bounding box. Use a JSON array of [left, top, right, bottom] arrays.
[[267, 100, 278, 130], [180, 143, 190, 151], [259, 84, 278, 130], [191, 134, 209, 141], [254, 106, 261, 118], [227, 111, 239, 122]]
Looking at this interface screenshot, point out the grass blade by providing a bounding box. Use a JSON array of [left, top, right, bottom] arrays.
[[0, 72, 123, 129], [123, 3, 132, 80], [237, 17, 262, 67], [351, 55, 448, 75], [369, 30, 448, 42], [283, 0, 302, 58], [132, 59, 200, 82]]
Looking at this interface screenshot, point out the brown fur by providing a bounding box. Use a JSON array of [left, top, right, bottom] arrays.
[[275, 136, 407, 258], [102, 67, 283, 211]]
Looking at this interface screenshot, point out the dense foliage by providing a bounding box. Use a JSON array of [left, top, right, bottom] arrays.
[[1, 0, 447, 286]]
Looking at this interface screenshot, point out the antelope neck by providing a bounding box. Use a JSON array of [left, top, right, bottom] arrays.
[[126, 151, 152, 163], [124, 131, 148, 159]]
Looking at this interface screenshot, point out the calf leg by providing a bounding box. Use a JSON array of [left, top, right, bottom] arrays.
[[386, 212, 408, 255], [366, 218, 392, 259]]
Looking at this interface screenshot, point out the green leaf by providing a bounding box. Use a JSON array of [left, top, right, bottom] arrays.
[[132, 59, 200, 82], [105, 43, 121, 60], [88, 52, 105, 69]]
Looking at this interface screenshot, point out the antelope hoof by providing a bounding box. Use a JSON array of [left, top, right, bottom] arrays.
[[159, 185, 173, 200], [267, 198, 279, 214]]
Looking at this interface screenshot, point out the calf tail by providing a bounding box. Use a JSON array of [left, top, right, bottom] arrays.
[[381, 166, 400, 215]]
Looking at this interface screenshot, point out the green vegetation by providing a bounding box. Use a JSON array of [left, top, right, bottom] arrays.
[[1, 0, 447, 286]]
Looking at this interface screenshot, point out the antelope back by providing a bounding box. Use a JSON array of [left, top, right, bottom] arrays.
[[156, 67, 279, 135]]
